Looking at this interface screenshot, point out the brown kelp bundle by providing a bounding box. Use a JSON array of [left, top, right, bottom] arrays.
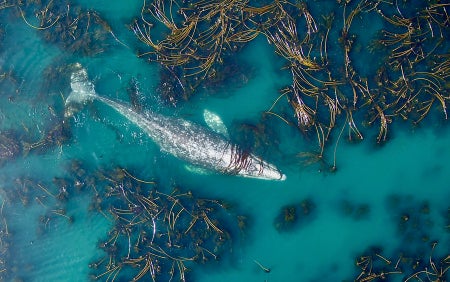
[[353, 248, 403, 281], [89, 167, 245, 281], [10, 0, 117, 55], [21, 120, 71, 156], [338, 199, 370, 221], [0, 113, 70, 162], [364, 2, 450, 133], [132, 0, 261, 103], [273, 198, 316, 232], [268, 0, 449, 166], [0, 171, 81, 281], [353, 242, 449, 282], [0, 176, 76, 227]]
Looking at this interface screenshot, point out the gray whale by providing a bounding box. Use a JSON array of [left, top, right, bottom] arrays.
[[65, 64, 286, 181]]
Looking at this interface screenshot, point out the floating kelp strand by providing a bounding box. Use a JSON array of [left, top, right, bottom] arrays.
[[15, 0, 63, 31], [22, 120, 72, 156]]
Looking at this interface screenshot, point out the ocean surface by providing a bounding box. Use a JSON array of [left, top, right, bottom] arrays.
[[0, 1, 449, 282]]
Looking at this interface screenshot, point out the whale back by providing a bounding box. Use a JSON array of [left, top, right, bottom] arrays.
[[97, 98, 234, 171]]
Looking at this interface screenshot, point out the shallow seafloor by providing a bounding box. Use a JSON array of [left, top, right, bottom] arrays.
[[0, 1, 449, 282]]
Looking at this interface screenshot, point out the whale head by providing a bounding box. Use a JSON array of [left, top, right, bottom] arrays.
[[235, 154, 286, 181]]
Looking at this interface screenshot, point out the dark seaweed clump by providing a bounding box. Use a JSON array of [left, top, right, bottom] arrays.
[[0, 175, 78, 281], [0, 121, 70, 169], [4, 0, 114, 56], [386, 195, 437, 245], [338, 199, 370, 221], [156, 55, 254, 106], [273, 198, 316, 232]]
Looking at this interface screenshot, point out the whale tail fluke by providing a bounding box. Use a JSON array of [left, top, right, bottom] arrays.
[[65, 63, 97, 117]]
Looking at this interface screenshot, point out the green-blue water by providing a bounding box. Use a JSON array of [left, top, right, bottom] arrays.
[[1, 1, 449, 281]]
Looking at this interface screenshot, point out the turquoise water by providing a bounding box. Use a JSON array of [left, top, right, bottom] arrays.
[[1, 1, 449, 282]]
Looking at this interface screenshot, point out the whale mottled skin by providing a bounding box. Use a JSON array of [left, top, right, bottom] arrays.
[[65, 64, 286, 181]]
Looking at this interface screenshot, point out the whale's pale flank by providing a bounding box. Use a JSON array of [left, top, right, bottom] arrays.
[[65, 64, 286, 181]]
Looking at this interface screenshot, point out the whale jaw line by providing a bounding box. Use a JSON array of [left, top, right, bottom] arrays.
[[235, 156, 286, 181], [239, 172, 286, 181]]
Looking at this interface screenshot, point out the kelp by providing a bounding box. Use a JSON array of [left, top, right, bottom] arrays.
[[88, 166, 246, 281], [1, 0, 117, 55], [131, 0, 450, 168]]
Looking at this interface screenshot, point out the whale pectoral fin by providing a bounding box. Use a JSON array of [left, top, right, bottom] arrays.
[[203, 109, 229, 138], [184, 164, 211, 175]]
